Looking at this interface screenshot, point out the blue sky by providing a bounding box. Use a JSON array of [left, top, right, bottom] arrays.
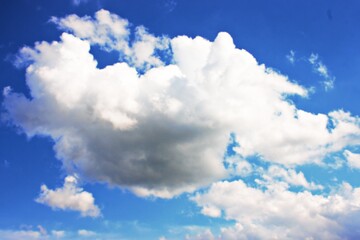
[[1, 0, 360, 239]]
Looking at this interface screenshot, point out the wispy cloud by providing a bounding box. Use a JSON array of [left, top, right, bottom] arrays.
[[286, 50, 296, 64], [163, 0, 177, 13], [0, 226, 65, 240], [78, 229, 96, 237], [72, 0, 88, 6], [309, 53, 335, 91]]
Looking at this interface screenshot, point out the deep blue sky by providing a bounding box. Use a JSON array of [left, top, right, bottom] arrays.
[[1, 0, 360, 239]]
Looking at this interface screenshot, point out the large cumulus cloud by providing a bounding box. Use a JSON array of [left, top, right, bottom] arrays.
[[3, 10, 360, 198]]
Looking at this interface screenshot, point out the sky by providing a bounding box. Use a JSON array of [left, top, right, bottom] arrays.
[[0, 0, 360, 239]]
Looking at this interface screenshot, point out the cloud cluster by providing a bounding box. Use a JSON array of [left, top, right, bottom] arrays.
[[4, 10, 360, 198], [36, 176, 101, 217], [193, 180, 360, 239]]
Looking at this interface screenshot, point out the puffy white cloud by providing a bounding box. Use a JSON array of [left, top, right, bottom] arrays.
[[36, 176, 101, 217], [193, 180, 360, 239], [4, 10, 360, 198], [344, 149, 360, 169], [309, 53, 335, 91]]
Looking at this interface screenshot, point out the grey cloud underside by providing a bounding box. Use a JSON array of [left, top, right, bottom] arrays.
[[58, 116, 227, 189], [6, 87, 226, 190]]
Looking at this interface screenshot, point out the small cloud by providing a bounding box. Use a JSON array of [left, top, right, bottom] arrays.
[[78, 229, 96, 237], [286, 50, 296, 64], [36, 176, 101, 217]]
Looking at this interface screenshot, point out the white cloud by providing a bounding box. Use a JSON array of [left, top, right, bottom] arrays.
[[193, 180, 360, 239], [4, 10, 360, 198], [36, 176, 101, 217], [309, 53, 335, 91], [78, 229, 96, 237], [344, 150, 360, 169]]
